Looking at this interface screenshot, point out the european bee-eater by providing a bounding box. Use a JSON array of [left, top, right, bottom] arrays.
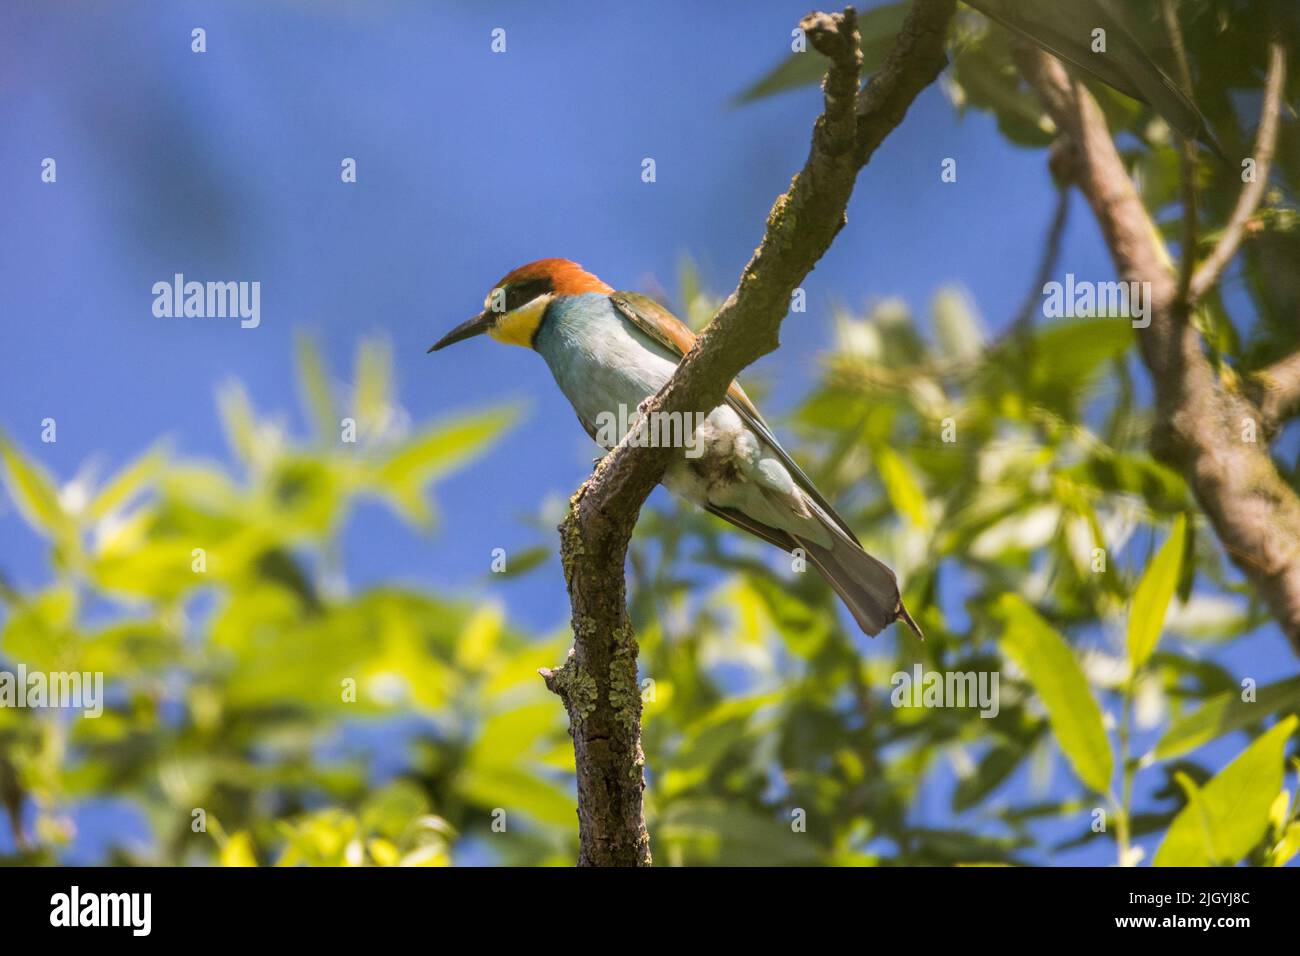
[[429, 258, 919, 638]]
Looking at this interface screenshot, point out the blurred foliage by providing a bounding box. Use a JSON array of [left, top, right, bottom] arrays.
[[0, 339, 582, 866], [623, 261, 1295, 866], [1, 0, 1298, 867], [1, 300, 1295, 869]]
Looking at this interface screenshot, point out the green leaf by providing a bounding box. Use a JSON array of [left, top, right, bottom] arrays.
[[658, 799, 821, 865], [470, 702, 562, 765], [491, 545, 550, 580], [996, 594, 1113, 794], [219, 831, 258, 867], [744, 576, 833, 658], [1154, 715, 1298, 866], [216, 381, 260, 466], [0, 585, 78, 671], [266, 456, 344, 535], [1155, 675, 1300, 760], [359, 781, 430, 840], [0, 434, 73, 542], [354, 339, 393, 441], [1127, 514, 1187, 671], [1270, 822, 1300, 867], [932, 286, 985, 362], [294, 333, 335, 444], [1028, 317, 1134, 391], [953, 743, 1027, 812], [374, 406, 519, 490], [733, 2, 908, 104], [455, 766, 576, 827], [948, 24, 1055, 147], [88, 444, 167, 520], [876, 447, 928, 526], [1064, 452, 1189, 514]]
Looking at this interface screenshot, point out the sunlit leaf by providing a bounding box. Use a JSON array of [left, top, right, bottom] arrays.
[[216, 381, 262, 467], [1154, 675, 1300, 760], [996, 594, 1113, 794], [456, 766, 575, 827], [220, 831, 258, 867], [1127, 514, 1187, 671], [295, 333, 336, 444], [354, 339, 393, 442], [1270, 822, 1300, 867], [371, 406, 520, 528], [456, 604, 503, 671], [1154, 715, 1298, 866], [876, 447, 928, 527], [88, 444, 167, 520], [0, 434, 73, 543]]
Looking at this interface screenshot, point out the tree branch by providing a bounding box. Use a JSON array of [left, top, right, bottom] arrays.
[[1189, 39, 1286, 303], [1249, 349, 1300, 434], [542, 0, 955, 866], [1016, 46, 1300, 656]]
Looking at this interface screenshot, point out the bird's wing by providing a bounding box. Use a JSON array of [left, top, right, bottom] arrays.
[[703, 502, 797, 553], [609, 291, 763, 419], [610, 290, 861, 544], [964, 0, 1224, 159]]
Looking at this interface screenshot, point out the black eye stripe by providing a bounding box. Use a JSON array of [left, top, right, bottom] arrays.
[[504, 278, 552, 312]]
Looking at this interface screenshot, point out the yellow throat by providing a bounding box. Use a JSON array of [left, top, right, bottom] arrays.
[[487, 294, 552, 348]]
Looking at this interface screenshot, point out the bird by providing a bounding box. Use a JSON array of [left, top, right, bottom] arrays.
[[429, 258, 920, 639]]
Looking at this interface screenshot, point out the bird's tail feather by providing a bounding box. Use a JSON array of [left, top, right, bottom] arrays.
[[794, 531, 921, 639]]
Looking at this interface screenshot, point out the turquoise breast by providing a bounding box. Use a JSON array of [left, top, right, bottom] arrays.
[[534, 293, 681, 440]]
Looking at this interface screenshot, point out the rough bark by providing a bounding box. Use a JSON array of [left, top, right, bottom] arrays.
[[1016, 45, 1300, 655], [541, 1, 956, 866]]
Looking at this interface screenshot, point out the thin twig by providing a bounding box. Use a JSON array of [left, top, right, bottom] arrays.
[[1160, 0, 1199, 310], [1010, 184, 1070, 338], [1250, 348, 1300, 434], [1189, 40, 1287, 302]]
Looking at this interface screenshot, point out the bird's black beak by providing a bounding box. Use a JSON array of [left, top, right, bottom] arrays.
[[428, 311, 495, 352]]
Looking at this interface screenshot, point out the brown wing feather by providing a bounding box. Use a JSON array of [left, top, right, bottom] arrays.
[[610, 292, 762, 421], [611, 290, 860, 544]]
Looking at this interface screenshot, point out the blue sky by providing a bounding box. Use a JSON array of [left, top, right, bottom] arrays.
[[3, 0, 1098, 621], [1, 0, 1293, 865]]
